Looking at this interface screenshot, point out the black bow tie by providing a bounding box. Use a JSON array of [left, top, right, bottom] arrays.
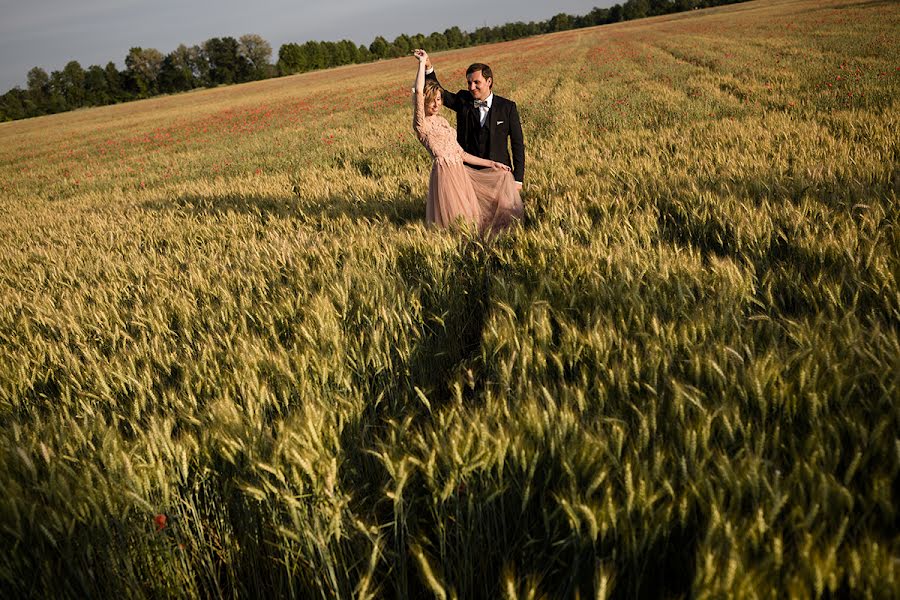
[[473, 99, 488, 109]]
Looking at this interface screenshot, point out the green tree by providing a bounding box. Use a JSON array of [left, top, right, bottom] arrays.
[[239, 34, 273, 79], [583, 7, 611, 25], [444, 26, 465, 48], [83, 65, 110, 105], [174, 44, 197, 86], [186, 45, 210, 86], [104, 62, 124, 101], [369, 36, 389, 59], [301, 40, 325, 70], [125, 47, 164, 96], [336, 40, 359, 65], [204, 37, 249, 84], [277, 43, 305, 74], [548, 13, 573, 32], [0, 88, 27, 121], [427, 32, 448, 51], [390, 34, 412, 58], [649, 0, 676, 14], [159, 45, 196, 93], [26, 67, 50, 115], [470, 27, 493, 44], [356, 44, 373, 63], [609, 3, 625, 22], [321, 41, 338, 67], [47, 70, 68, 113], [496, 22, 526, 41], [409, 33, 427, 50], [624, 0, 651, 20], [61, 60, 86, 108]]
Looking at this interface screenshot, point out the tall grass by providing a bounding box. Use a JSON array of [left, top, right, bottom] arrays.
[[0, 0, 897, 597]]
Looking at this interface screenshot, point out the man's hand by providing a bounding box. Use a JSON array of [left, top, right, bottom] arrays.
[[515, 182, 523, 191]]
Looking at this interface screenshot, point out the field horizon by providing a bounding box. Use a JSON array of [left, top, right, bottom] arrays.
[[1, 0, 897, 597]]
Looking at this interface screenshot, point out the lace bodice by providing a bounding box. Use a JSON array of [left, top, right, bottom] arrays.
[[413, 92, 465, 166]]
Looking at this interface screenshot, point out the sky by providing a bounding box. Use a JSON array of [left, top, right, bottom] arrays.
[[0, 0, 614, 91]]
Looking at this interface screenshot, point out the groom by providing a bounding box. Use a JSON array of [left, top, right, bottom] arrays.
[[425, 56, 525, 189]]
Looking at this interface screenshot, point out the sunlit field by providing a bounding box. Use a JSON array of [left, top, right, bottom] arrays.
[[1, 0, 897, 597]]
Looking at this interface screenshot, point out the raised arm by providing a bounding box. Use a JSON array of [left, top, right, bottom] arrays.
[[424, 55, 466, 112], [411, 49, 428, 142], [414, 49, 427, 94]]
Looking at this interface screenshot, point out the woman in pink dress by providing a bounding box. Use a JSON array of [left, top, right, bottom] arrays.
[[411, 49, 523, 235]]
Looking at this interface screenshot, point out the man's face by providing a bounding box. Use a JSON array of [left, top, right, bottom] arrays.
[[467, 70, 492, 100]]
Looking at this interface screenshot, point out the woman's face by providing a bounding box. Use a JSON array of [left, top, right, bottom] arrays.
[[425, 92, 442, 116]]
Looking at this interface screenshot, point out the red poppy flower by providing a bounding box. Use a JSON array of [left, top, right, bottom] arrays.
[[154, 514, 167, 531]]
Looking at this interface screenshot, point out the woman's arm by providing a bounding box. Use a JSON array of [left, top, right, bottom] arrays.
[[413, 49, 427, 94], [411, 50, 428, 141], [462, 151, 511, 171]]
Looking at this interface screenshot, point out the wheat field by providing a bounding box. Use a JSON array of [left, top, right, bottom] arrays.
[[0, 0, 897, 597]]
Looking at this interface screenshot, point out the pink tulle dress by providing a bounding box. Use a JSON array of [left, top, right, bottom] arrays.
[[412, 92, 523, 234]]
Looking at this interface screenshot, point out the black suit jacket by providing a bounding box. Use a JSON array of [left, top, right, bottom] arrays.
[[425, 70, 525, 183]]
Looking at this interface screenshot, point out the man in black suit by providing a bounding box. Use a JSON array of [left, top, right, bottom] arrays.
[[424, 57, 525, 189]]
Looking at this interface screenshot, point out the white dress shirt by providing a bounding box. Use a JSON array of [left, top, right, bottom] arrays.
[[477, 93, 493, 127]]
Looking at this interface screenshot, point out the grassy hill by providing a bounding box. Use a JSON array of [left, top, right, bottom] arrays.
[[0, 0, 897, 597]]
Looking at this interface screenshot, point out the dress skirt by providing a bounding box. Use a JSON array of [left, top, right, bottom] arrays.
[[425, 159, 524, 235]]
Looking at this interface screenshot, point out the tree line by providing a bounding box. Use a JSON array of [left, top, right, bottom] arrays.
[[0, 0, 745, 122]]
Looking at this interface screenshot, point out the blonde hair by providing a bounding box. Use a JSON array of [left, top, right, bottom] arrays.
[[424, 80, 442, 108]]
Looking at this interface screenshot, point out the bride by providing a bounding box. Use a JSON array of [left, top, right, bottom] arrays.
[[411, 49, 523, 234]]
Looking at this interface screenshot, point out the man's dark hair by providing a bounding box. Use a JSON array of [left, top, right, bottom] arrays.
[[466, 63, 493, 85]]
